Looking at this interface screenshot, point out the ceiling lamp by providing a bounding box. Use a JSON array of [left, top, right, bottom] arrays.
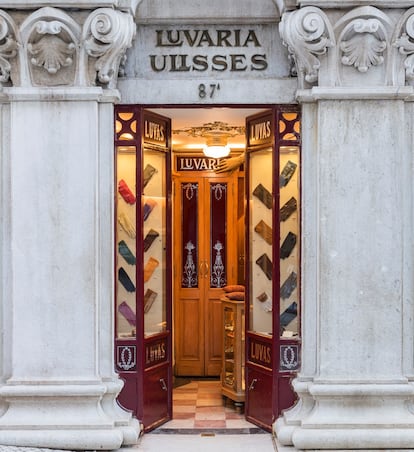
[[173, 121, 245, 159]]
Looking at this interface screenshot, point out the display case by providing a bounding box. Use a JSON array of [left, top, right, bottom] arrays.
[[114, 107, 172, 431], [245, 108, 301, 431], [221, 297, 245, 406]]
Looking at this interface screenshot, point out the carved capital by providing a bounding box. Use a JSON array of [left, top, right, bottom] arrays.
[[0, 6, 136, 90], [279, 7, 335, 89], [280, 6, 414, 90]]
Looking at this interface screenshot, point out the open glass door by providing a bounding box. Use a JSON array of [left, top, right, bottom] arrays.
[[245, 107, 301, 431], [114, 107, 172, 432]]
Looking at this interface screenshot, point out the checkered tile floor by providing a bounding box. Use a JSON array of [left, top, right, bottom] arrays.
[[157, 379, 260, 432]]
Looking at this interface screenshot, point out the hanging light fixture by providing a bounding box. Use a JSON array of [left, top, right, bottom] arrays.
[[173, 121, 245, 158]]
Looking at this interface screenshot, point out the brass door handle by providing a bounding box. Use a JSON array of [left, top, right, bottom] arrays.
[[199, 261, 209, 278]]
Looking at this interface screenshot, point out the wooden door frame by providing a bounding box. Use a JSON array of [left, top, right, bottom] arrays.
[[172, 170, 239, 377]]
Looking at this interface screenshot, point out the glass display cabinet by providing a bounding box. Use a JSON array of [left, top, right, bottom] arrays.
[[221, 298, 245, 407], [245, 107, 301, 431], [114, 107, 172, 432]]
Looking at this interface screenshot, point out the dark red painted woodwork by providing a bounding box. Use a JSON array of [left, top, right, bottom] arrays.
[[245, 106, 301, 431]]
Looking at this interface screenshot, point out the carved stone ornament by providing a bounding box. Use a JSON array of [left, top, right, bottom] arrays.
[[340, 18, 387, 73], [0, 7, 136, 89], [279, 7, 335, 88], [0, 12, 18, 84], [28, 20, 76, 76], [83, 8, 136, 88], [395, 11, 414, 81]]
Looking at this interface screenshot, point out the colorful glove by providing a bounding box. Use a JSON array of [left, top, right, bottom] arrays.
[[144, 288, 158, 313], [118, 212, 136, 239], [280, 232, 297, 259], [118, 301, 136, 327], [279, 160, 297, 187], [254, 220, 273, 245], [280, 271, 297, 299], [118, 179, 136, 204], [252, 183, 272, 209], [118, 267, 136, 292], [118, 240, 136, 265], [143, 164, 157, 188], [144, 256, 159, 282], [255, 253, 273, 280], [280, 197, 297, 221], [280, 301, 297, 328], [143, 229, 160, 252], [143, 199, 157, 221]]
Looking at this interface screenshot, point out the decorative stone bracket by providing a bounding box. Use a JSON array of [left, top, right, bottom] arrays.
[[280, 5, 414, 89], [0, 6, 135, 88]]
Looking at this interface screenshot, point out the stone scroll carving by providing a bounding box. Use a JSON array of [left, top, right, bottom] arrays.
[[395, 9, 414, 83], [279, 7, 335, 88], [0, 7, 135, 89], [0, 12, 18, 85], [82, 8, 136, 88]]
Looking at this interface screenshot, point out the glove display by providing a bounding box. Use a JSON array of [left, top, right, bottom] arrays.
[[143, 229, 159, 252], [280, 232, 297, 259], [118, 179, 136, 204], [280, 197, 297, 221], [252, 183, 272, 209], [118, 267, 136, 293], [255, 253, 273, 280], [254, 220, 273, 245], [280, 271, 297, 299], [118, 212, 136, 239], [118, 301, 136, 327], [118, 240, 136, 265], [279, 160, 297, 187], [144, 256, 159, 282]]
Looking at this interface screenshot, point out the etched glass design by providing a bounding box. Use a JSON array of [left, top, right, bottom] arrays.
[[181, 183, 198, 288], [210, 183, 227, 288]]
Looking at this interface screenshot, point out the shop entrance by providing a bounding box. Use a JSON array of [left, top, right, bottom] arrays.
[[113, 105, 301, 433]]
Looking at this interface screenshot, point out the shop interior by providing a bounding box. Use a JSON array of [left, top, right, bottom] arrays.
[[115, 107, 300, 429]]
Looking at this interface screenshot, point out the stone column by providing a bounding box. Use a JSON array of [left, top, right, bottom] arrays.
[[276, 5, 414, 450], [0, 6, 140, 449]]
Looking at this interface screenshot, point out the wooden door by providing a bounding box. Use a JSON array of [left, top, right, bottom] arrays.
[[173, 170, 238, 376]]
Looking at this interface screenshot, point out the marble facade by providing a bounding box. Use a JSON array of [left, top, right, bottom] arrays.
[[0, 1, 413, 450]]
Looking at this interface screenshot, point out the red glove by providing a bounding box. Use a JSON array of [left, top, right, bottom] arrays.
[[118, 179, 136, 204]]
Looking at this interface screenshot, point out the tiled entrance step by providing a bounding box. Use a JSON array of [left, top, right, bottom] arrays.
[[154, 379, 266, 434]]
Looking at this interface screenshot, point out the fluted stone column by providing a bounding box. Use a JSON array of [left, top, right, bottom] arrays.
[[276, 5, 414, 450], [0, 6, 140, 449]]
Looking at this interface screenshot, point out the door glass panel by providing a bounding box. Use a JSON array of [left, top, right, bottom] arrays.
[[143, 148, 167, 337], [116, 145, 137, 339], [279, 146, 300, 338], [210, 182, 227, 288], [249, 147, 273, 336], [181, 182, 199, 288]]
